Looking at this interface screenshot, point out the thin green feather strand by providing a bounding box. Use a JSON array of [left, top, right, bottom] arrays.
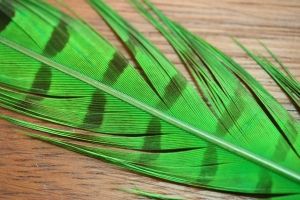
[[122, 188, 183, 200], [235, 41, 300, 111], [0, 0, 299, 197]]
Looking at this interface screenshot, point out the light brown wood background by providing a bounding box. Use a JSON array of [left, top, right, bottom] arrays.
[[0, 0, 299, 199]]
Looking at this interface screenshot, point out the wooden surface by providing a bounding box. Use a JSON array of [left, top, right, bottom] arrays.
[[0, 0, 299, 199]]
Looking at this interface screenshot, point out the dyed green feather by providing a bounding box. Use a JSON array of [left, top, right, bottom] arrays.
[[0, 0, 299, 198]]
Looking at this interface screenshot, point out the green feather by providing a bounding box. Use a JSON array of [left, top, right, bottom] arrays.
[[0, 0, 299, 198]]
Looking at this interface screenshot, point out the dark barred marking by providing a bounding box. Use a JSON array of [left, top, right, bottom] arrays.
[[43, 20, 70, 56], [160, 73, 188, 108], [143, 118, 161, 151], [198, 144, 218, 184], [219, 86, 245, 134], [255, 172, 273, 194], [139, 117, 161, 163], [103, 52, 128, 85], [27, 64, 52, 100], [82, 91, 106, 129], [197, 119, 226, 183], [0, 1, 15, 32]]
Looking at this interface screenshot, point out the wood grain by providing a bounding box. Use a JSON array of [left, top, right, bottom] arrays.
[[0, 0, 299, 199]]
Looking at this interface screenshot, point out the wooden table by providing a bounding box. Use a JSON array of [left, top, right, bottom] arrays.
[[0, 0, 299, 199]]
